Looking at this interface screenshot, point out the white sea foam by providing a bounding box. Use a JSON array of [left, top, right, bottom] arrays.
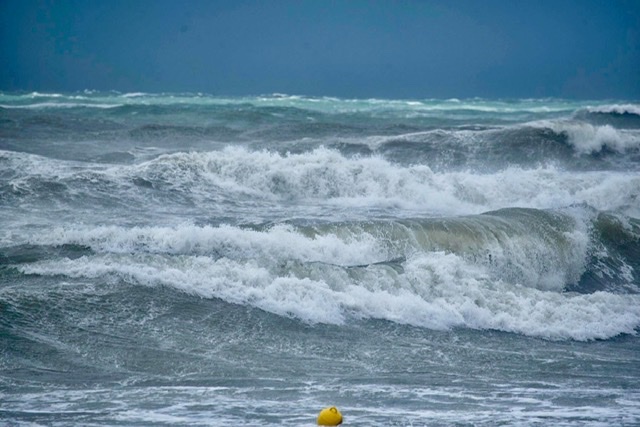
[[33, 222, 387, 266], [121, 92, 149, 98], [533, 120, 640, 154], [17, 220, 640, 341], [29, 91, 64, 98], [3, 148, 639, 219], [3, 94, 639, 424], [136, 147, 640, 216], [0, 92, 585, 116], [564, 124, 639, 154], [19, 206, 592, 294], [0, 102, 124, 109], [19, 247, 640, 340], [586, 103, 640, 116]]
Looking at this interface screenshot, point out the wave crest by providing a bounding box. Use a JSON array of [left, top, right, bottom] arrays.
[[12, 207, 640, 341], [531, 121, 640, 154]]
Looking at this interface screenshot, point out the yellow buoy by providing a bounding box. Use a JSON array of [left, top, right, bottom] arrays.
[[317, 406, 343, 426]]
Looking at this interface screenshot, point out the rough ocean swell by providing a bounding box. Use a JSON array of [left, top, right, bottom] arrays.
[[1, 92, 640, 425], [2, 92, 640, 340]]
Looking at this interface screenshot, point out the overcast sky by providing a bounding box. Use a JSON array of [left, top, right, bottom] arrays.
[[1, 0, 638, 99]]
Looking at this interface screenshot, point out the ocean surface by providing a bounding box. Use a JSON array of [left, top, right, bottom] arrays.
[[1, 92, 640, 426]]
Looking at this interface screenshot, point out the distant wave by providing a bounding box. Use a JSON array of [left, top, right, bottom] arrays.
[[530, 120, 640, 154], [585, 104, 640, 116], [0, 91, 603, 116], [0, 102, 124, 109], [121, 92, 149, 98]]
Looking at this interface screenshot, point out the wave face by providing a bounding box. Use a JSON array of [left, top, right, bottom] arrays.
[[4, 206, 639, 341], [2, 92, 640, 425]]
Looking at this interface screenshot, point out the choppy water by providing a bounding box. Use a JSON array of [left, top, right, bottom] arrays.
[[1, 92, 640, 426]]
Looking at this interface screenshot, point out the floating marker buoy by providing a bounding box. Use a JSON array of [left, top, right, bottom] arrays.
[[317, 406, 343, 426]]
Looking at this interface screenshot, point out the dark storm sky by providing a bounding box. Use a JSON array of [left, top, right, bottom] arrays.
[[1, 0, 639, 99]]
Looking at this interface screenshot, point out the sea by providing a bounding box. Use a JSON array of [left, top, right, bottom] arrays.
[[1, 91, 639, 426]]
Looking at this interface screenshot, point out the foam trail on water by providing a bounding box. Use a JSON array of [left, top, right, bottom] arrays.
[[0, 102, 124, 109]]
